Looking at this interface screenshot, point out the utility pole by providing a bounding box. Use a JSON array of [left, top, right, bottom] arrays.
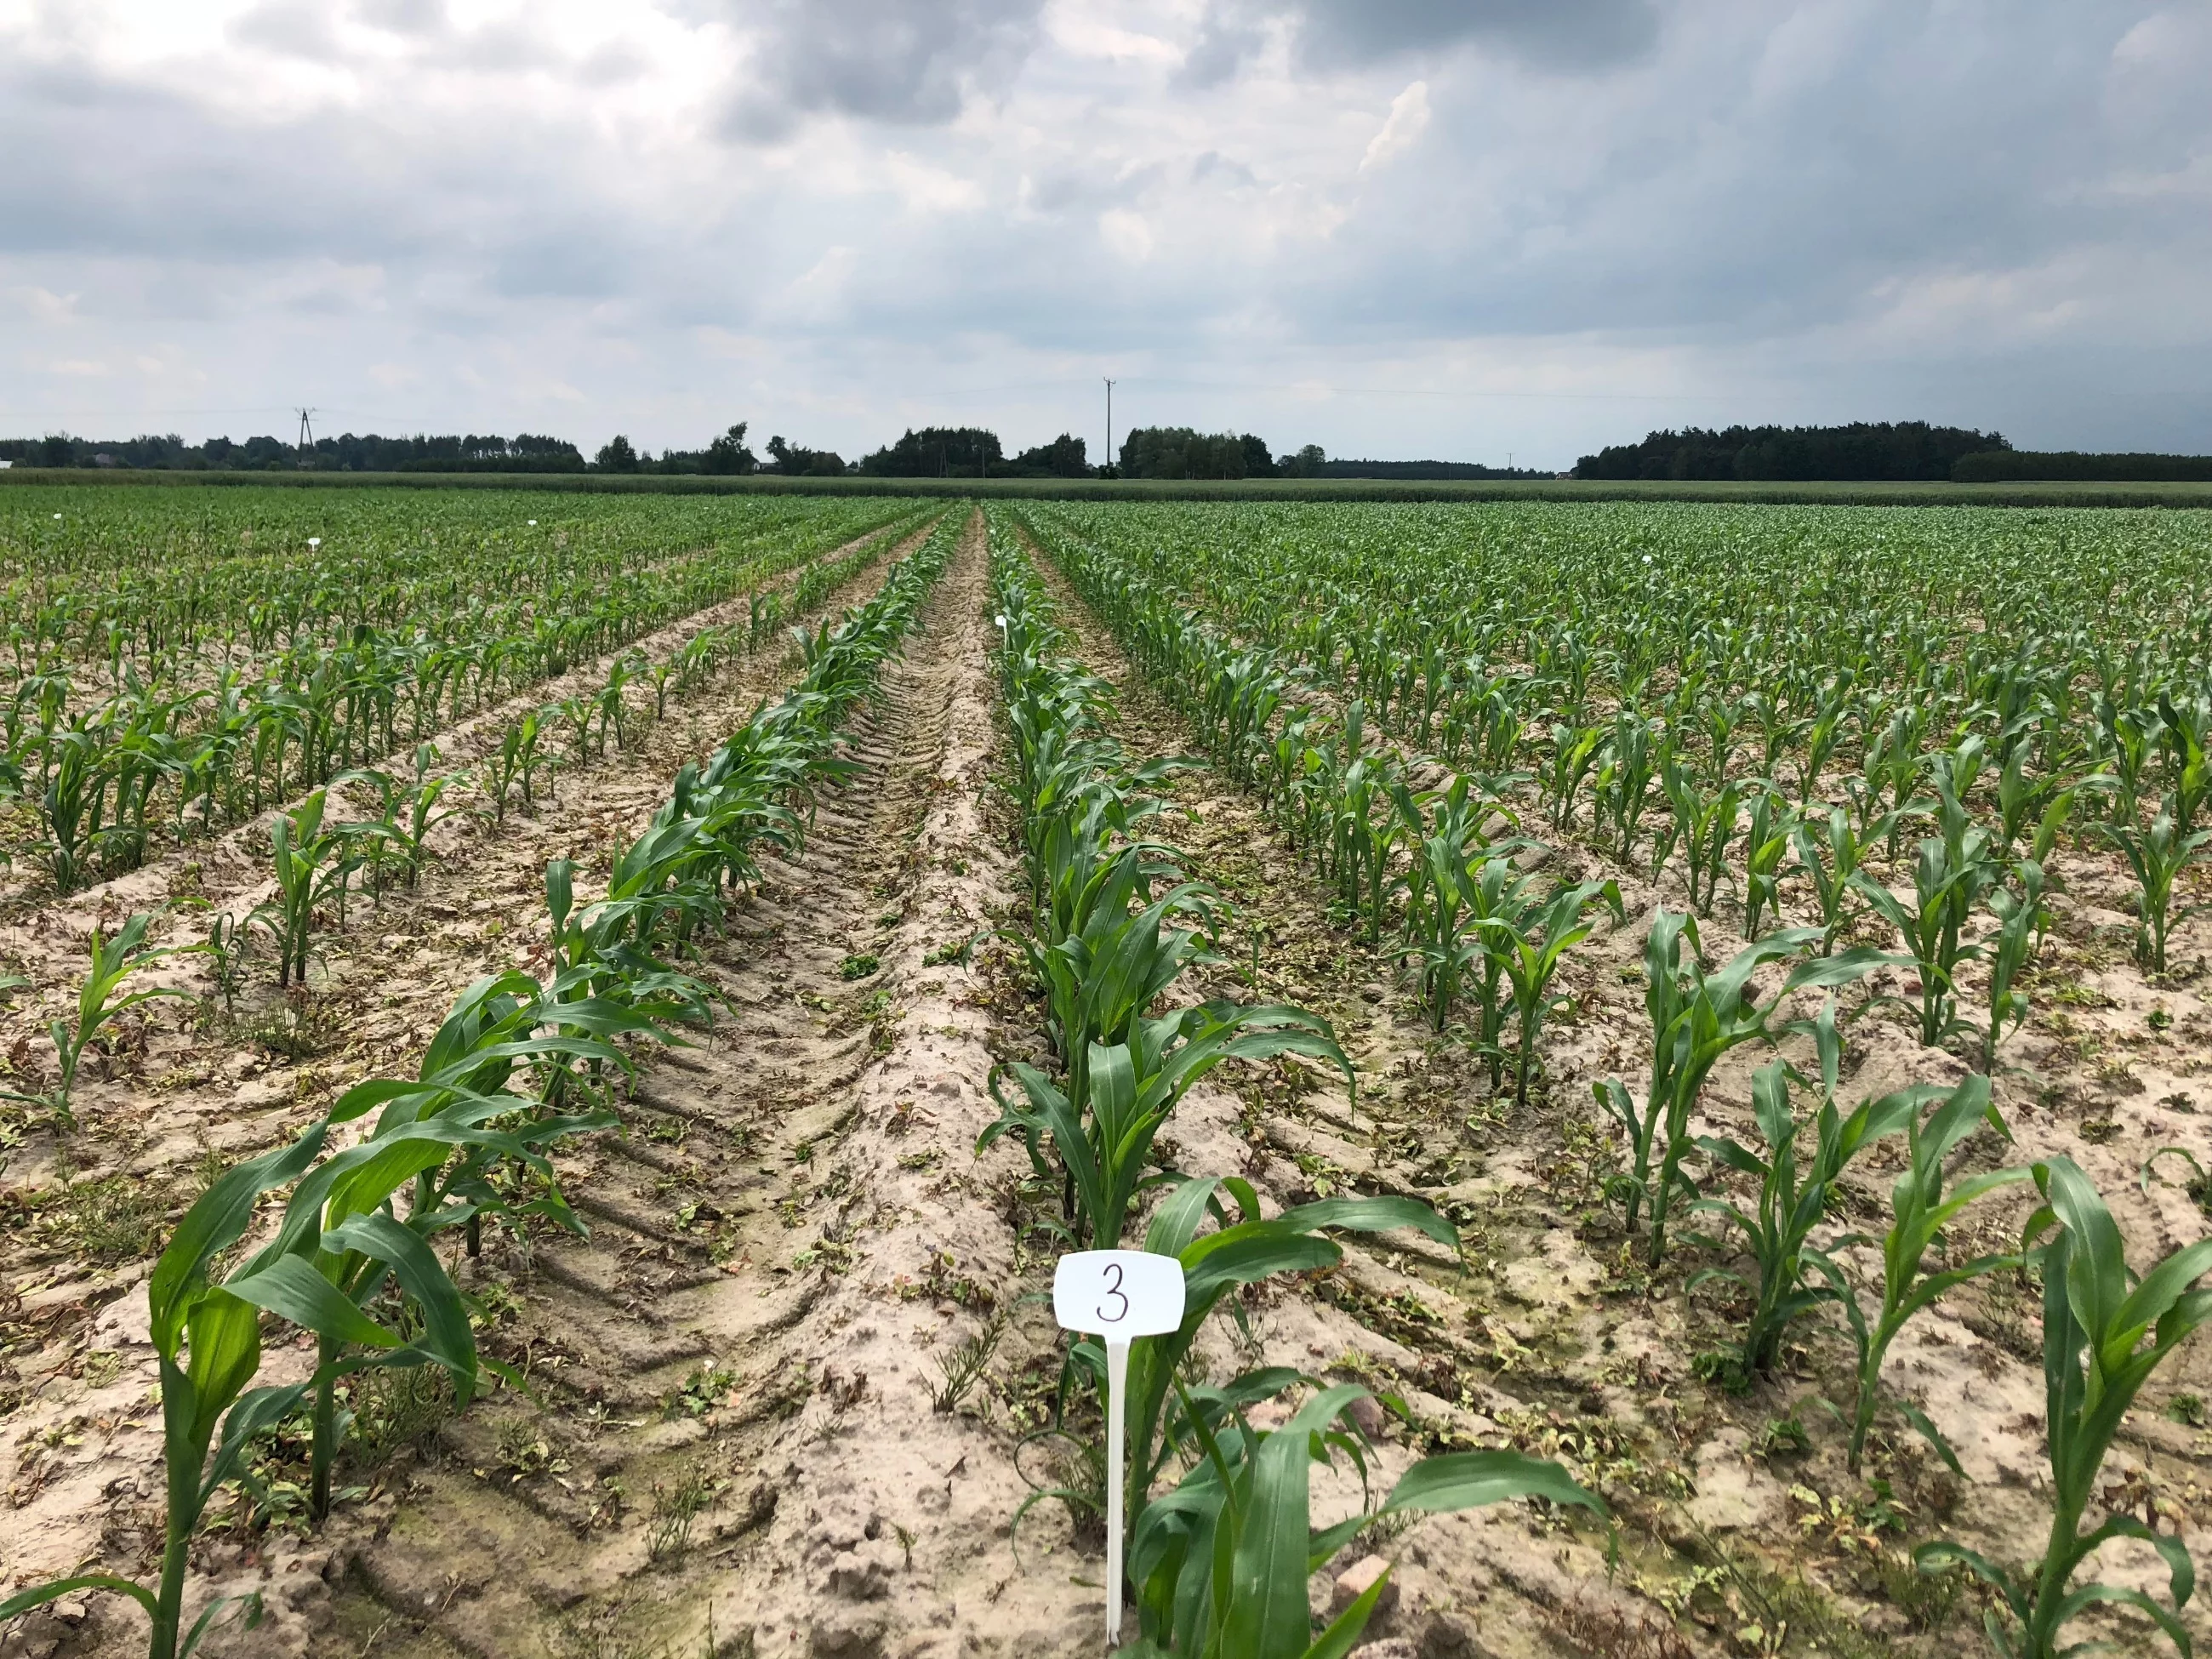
[[296, 407, 316, 464], [1103, 378, 1115, 478]]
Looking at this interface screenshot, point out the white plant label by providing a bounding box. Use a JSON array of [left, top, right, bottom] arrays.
[[1052, 1249, 1184, 1337], [1054, 1251, 1185, 1648]]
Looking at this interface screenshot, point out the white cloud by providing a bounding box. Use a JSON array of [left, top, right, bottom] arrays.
[[0, 1, 2203, 464], [1098, 208, 1156, 262], [1360, 80, 1428, 171]]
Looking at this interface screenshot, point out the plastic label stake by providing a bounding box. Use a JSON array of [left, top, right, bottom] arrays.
[[1053, 1250, 1186, 1649]]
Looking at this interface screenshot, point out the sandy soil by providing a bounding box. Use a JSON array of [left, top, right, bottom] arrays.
[[2, 502, 2207, 1659], [1010, 527, 2212, 1659], [0, 524, 928, 1656]]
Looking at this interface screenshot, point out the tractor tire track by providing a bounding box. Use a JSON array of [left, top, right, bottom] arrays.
[[320, 511, 1095, 1658], [0, 533, 935, 1656]]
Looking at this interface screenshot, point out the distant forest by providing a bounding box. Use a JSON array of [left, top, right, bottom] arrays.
[[6, 418, 2205, 483], [1575, 422, 2006, 482]]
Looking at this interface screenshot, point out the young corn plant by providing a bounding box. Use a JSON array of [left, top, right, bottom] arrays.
[[1662, 758, 1740, 918], [1476, 876, 1623, 1107], [1123, 1382, 1606, 1658], [1805, 1072, 2028, 1475], [1792, 804, 1880, 954], [2157, 688, 2209, 835], [1917, 1156, 2212, 1658], [1030, 1174, 1567, 1611], [1593, 707, 1661, 858], [0, 1121, 476, 1658], [202, 912, 249, 1017], [1993, 739, 2084, 864], [1688, 1008, 1915, 1380], [1592, 915, 1894, 1267], [34, 727, 108, 896], [981, 1004, 1352, 1251], [1738, 786, 1798, 939], [1983, 860, 2047, 1069], [1396, 798, 1528, 1038], [280, 982, 657, 1518], [2097, 807, 2209, 974], [336, 744, 458, 898], [1850, 828, 2001, 1046], [249, 790, 360, 988], [2, 911, 201, 1126], [484, 711, 545, 824]]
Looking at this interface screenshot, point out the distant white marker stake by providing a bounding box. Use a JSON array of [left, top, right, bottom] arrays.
[[1053, 1250, 1184, 1650]]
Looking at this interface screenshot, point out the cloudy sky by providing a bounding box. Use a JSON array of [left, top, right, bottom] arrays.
[[3, 0, 2209, 467]]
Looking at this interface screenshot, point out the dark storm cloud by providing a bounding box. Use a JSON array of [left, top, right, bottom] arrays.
[[1182, 0, 1660, 87], [718, 0, 1048, 140]]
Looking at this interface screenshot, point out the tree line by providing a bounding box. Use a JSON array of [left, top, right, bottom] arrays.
[[2, 423, 1337, 481], [1575, 422, 2006, 482]]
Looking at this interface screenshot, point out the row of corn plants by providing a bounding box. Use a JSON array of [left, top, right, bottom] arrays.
[[975, 521, 1612, 1657], [1, 512, 944, 1130], [1012, 503, 2212, 1659], [0, 520, 955, 1659], [1009, 505, 1622, 1108], [1021, 502, 2207, 1021], [0, 493, 932, 892]]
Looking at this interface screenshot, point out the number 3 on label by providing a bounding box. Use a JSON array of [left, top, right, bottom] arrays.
[[1053, 1251, 1184, 1339], [1097, 1262, 1129, 1325]]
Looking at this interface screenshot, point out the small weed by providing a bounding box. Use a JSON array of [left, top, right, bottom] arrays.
[[1758, 1414, 1810, 1458], [664, 1361, 738, 1420], [922, 933, 981, 967], [242, 988, 342, 1060], [932, 1310, 1007, 1414], [492, 1417, 568, 1481], [647, 1463, 726, 1562], [1543, 1602, 1694, 1659], [2168, 1392, 2207, 1428], [1692, 1348, 1750, 1394], [838, 954, 880, 981], [2148, 1006, 2173, 1032], [347, 1363, 455, 1469], [44, 1172, 171, 1264], [897, 1148, 939, 1171], [1877, 1546, 1962, 1632]]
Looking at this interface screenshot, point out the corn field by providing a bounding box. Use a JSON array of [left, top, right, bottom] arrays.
[[2, 487, 2208, 1659]]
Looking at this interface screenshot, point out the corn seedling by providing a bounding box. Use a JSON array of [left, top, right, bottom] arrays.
[[1123, 1378, 1606, 1657], [1791, 804, 1880, 954], [248, 790, 360, 988], [1917, 1156, 2212, 1657], [1851, 826, 2002, 1046], [982, 1001, 1352, 1251], [2, 911, 201, 1125], [1983, 860, 2047, 1068], [1593, 914, 1895, 1267], [0, 1120, 465, 1658], [202, 912, 249, 1016], [1029, 1177, 1456, 1551], [1662, 758, 1740, 918], [1476, 875, 1623, 1107], [1738, 786, 1797, 939], [2096, 807, 2209, 974], [1689, 1006, 1914, 1378], [1805, 1072, 2029, 1474]]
